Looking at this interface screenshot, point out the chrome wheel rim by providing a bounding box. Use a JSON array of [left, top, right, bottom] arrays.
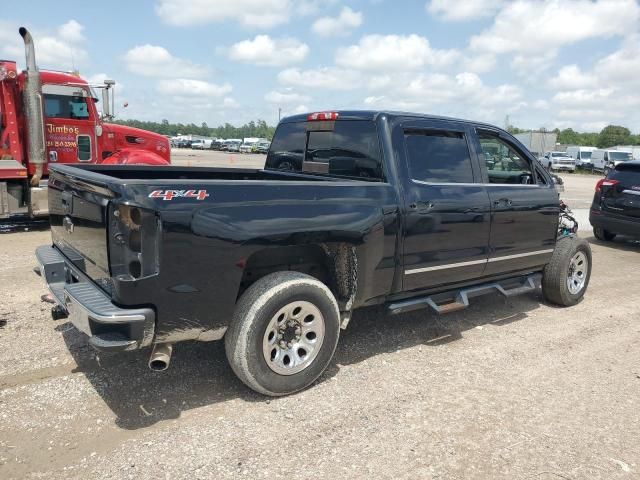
[[567, 251, 588, 295], [262, 301, 325, 375]]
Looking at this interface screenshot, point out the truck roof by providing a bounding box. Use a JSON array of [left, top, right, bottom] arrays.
[[281, 110, 504, 130], [39, 70, 89, 86]]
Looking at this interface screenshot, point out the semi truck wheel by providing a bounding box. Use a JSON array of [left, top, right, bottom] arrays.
[[542, 236, 592, 307], [225, 271, 340, 396]]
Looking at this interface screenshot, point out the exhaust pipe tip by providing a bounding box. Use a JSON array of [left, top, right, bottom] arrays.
[[148, 343, 172, 372], [19, 27, 28, 39]]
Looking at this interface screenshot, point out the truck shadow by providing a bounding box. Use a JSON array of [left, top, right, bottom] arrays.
[[60, 291, 541, 430], [586, 235, 640, 252]]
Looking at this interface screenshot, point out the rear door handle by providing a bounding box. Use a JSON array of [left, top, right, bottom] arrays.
[[409, 201, 435, 213]]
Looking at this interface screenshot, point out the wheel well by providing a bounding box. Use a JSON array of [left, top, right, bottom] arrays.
[[238, 243, 357, 310]]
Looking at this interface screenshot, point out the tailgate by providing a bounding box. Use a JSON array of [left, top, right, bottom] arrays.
[[601, 166, 640, 219], [48, 168, 115, 286]]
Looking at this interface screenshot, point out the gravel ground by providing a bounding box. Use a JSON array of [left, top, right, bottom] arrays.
[[1, 172, 639, 479]]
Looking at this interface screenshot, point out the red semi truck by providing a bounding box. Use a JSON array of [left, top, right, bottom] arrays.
[[0, 27, 170, 219]]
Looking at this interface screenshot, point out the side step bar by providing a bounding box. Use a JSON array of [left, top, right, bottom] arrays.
[[388, 273, 542, 316]]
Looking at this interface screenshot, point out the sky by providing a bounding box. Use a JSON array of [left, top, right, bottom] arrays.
[[2, 0, 639, 132]]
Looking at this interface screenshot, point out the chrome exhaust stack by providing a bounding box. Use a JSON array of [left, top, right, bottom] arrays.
[[19, 27, 46, 186], [148, 343, 173, 371]]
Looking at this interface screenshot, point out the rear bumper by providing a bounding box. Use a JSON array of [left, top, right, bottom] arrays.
[[35, 245, 155, 352], [589, 210, 640, 238]]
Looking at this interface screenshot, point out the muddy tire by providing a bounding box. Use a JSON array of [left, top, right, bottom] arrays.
[[593, 226, 616, 241], [225, 271, 340, 396], [542, 236, 592, 307]]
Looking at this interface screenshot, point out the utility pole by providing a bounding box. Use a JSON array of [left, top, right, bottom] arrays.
[[278, 107, 282, 122]]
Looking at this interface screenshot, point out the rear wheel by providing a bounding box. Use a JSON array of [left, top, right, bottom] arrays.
[[542, 236, 592, 306], [593, 227, 616, 241], [225, 272, 340, 396]]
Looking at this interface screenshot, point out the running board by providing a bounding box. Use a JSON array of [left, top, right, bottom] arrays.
[[388, 273, 542, 316]]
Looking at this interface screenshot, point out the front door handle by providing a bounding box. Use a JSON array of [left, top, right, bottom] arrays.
[[493, 198, 513, 207]]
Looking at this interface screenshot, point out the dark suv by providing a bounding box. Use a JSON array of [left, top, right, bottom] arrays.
[[590, 161, 640, 241]]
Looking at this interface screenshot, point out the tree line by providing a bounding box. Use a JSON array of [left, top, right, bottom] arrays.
[[508, 125, 640, 148], [113, 119, 276, 140]]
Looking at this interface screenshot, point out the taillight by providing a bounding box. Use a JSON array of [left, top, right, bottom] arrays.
[[595, 178, 619, 192], [109, 204, 160, 280], [307, 112, 339, 121]]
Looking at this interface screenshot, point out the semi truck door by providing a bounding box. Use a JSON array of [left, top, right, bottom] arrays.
[[397, 120, 491, 292], [43, 84, 97, 169], [473, 129, 558, 276]]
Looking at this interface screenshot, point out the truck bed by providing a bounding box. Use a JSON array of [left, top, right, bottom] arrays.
[[54, 164, 366, 184]]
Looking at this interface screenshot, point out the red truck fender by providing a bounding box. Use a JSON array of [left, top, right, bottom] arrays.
[[100, 148, 170, 166]]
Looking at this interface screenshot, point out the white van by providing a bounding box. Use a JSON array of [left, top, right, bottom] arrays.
[[565, 146, 596, 168], [591, 149, 633, 172]]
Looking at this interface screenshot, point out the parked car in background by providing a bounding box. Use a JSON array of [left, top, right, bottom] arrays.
[[193, 139, 213, 150], [253, 140, 271, 154], [210, 139, 225, 150], [176, 139, 192, 149], [590, 161, 640, 241], [542, 151, 576, 172], [227, 140, 242, 152], [239, 140, 257, 153], [566, 146, 596, 169], [592, 149, 633, 174]]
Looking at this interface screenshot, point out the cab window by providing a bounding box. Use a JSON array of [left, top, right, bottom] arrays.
[[478, 133, 535, 185], [42, 84, 90, 120]]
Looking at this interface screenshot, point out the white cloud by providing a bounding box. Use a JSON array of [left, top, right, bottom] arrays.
[[278, 67, 362, 90], [123, 45, 208, 78], [228, 35, 309, 66], [297, 0, 339, 16], [311, 7, 363, 37], [264, 90, 311, 104], [155, 0, 292, 28], [157, 79, 232, 98], [335, 34, 459, 71], [595, 34, 640, 87], [548, 65, 598, 90], [0, 20, 88, 70], [222, 97, 240, 108], [461, 53, 497, 74], [361, 71, 524, 123], [427, 0, 505, 21], [470, 0, 640, 54], [57, 20, 85, 44]]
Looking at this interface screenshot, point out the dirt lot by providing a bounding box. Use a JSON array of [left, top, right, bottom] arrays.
[[1, 171, 639, 479]]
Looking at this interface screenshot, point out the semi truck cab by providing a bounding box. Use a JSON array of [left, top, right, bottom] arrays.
[[0, 28, 170, 220]]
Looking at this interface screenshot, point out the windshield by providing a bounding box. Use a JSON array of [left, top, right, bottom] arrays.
[[609, 152, 633, 161], [580, 151, 592, 159], [551, 152, 566, 157]]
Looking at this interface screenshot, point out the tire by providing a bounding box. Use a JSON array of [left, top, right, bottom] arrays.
[[225, 271, 340, 396], [542, 236, 592, 307], [593, 226, 616, 241]]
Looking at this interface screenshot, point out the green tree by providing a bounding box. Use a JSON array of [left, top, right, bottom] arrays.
[[597, 125, 631, 148]]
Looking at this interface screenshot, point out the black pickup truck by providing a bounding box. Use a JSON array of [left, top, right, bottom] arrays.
[[35, 111, 591, 396]]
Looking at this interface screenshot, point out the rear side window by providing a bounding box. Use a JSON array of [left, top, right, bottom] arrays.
[[609, 166, 640, 185], [265, 120, 383, 180], [266, 122, 306, 172], [404, 130, 474, 183]]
